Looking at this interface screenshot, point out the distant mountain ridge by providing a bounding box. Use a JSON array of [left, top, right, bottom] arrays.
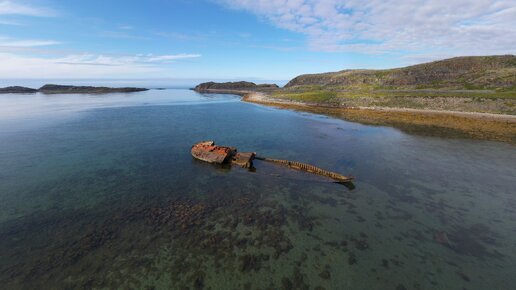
[[285, 55, 516, 90]]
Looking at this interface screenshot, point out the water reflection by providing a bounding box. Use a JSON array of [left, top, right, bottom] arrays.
[[0, 90, 515, 289]]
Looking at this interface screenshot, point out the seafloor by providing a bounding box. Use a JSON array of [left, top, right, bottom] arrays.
[[1, 91, 515, 289]]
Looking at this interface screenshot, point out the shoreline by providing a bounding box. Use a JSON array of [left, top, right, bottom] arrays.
[[241, 91, 516, 122], [197, 89, 516, 144]]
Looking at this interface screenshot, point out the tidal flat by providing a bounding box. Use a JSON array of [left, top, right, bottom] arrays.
[[0, 89, 515, 289]]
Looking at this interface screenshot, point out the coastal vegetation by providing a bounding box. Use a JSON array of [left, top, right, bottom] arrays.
[[284, 55, 516, 90], [194, 55, 516, 143], [243, 99, 516, 144], [270, 89, 516, 115], [194, 55, 516, 115], [273, 55, 516, 115]]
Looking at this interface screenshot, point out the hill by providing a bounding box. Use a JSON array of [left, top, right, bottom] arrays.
[[285, 55, 516, 90], [193, 81, 278, 92]]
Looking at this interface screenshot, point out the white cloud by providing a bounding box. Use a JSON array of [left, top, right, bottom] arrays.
[[0, 0, 57, 17], [0, 36, 60, 47], [218, 0, 516, 60], [0, 52, 202, 78], [56, 53, 201, 66], [146, 53, 202, 62]]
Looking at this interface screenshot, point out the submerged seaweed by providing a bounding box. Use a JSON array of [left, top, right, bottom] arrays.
[[1, 90, 515, 289]]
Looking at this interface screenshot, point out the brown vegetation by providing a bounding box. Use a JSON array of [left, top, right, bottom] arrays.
[[243, 95, 516, 144]]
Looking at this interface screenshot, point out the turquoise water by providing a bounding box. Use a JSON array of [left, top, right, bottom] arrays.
[[0, 89, 515, 289]]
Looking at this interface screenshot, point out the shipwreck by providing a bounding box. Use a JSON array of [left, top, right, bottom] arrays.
[[191, 141, 354, 184]]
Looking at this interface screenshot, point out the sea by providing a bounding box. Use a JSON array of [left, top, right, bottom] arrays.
[[0, 81, 515, 289]]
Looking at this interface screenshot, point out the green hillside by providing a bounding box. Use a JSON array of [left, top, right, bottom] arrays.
[[285, 55, 516, 91]]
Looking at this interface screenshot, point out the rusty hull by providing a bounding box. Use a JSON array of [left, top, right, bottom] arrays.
[[232, 152, 256, 168], [191, 141, 236, 164], [191, 140, 352, 185]]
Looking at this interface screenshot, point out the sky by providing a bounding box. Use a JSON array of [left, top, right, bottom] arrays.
[[0, 0, 515, 80]]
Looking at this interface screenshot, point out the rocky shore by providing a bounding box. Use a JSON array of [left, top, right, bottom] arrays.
[[0, 84, 148, 94], [192, 84, 516, 143], [241, 91, 516, 144], [192, 55, 516, 144]]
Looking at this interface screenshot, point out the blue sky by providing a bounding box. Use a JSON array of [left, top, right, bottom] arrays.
[[0, 0, 514, 80]]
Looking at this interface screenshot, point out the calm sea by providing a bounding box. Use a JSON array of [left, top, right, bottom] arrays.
[[0, 88, 515, 289]]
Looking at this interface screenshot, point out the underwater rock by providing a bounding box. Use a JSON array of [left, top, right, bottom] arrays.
[[442, 224, 503, 259], [319, 270, 331, 279], [292, 267, 309, 290], [382, 259, 390, 269], [143, 199, 210, 231], [239, 254, 263, 273], [353, 239, 369, 251], [281, 277, 293, 290], [348, 252, 357, 265], [456, 271, 470, 282], [434, 231, 451, 247]]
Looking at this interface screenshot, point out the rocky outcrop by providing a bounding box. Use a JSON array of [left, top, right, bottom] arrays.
[[193, 81, 278, 92], [38, 84, 148, 94], [285, 55, 516, 90], [0, 86, 38, 94]]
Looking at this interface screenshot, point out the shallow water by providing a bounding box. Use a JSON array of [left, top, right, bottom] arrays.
[[0, 89, 515, 290]]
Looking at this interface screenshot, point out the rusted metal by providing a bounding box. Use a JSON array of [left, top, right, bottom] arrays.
[[191, 141, 236, 164], [191, 140, 354, 184], [232, 152, 256, 168], [254, 156, 354, 183]]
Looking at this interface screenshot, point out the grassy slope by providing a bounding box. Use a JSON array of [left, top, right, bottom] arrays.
[[272, 89, 516, 102], [271, 55, 516, 114], [285, 55, 516, 90]]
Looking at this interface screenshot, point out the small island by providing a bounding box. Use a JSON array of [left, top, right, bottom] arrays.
[[0, 86, 39, 94], [0, 84, 149, 94], [193, 81, 278, 93]]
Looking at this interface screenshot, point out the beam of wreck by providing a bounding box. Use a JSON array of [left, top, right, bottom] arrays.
[[255, 156, 354, 183]]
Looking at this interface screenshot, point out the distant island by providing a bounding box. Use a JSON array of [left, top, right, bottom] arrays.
[[0, 86, 39, 94], [0, 84, 148, 94], [194, 55, 516, 143], [193, 81, 278, 92]]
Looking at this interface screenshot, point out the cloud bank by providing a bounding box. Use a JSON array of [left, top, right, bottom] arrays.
[[0, 53, 201, 78], [219, 0, 516, 58], [55, 53, 201, 66]]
